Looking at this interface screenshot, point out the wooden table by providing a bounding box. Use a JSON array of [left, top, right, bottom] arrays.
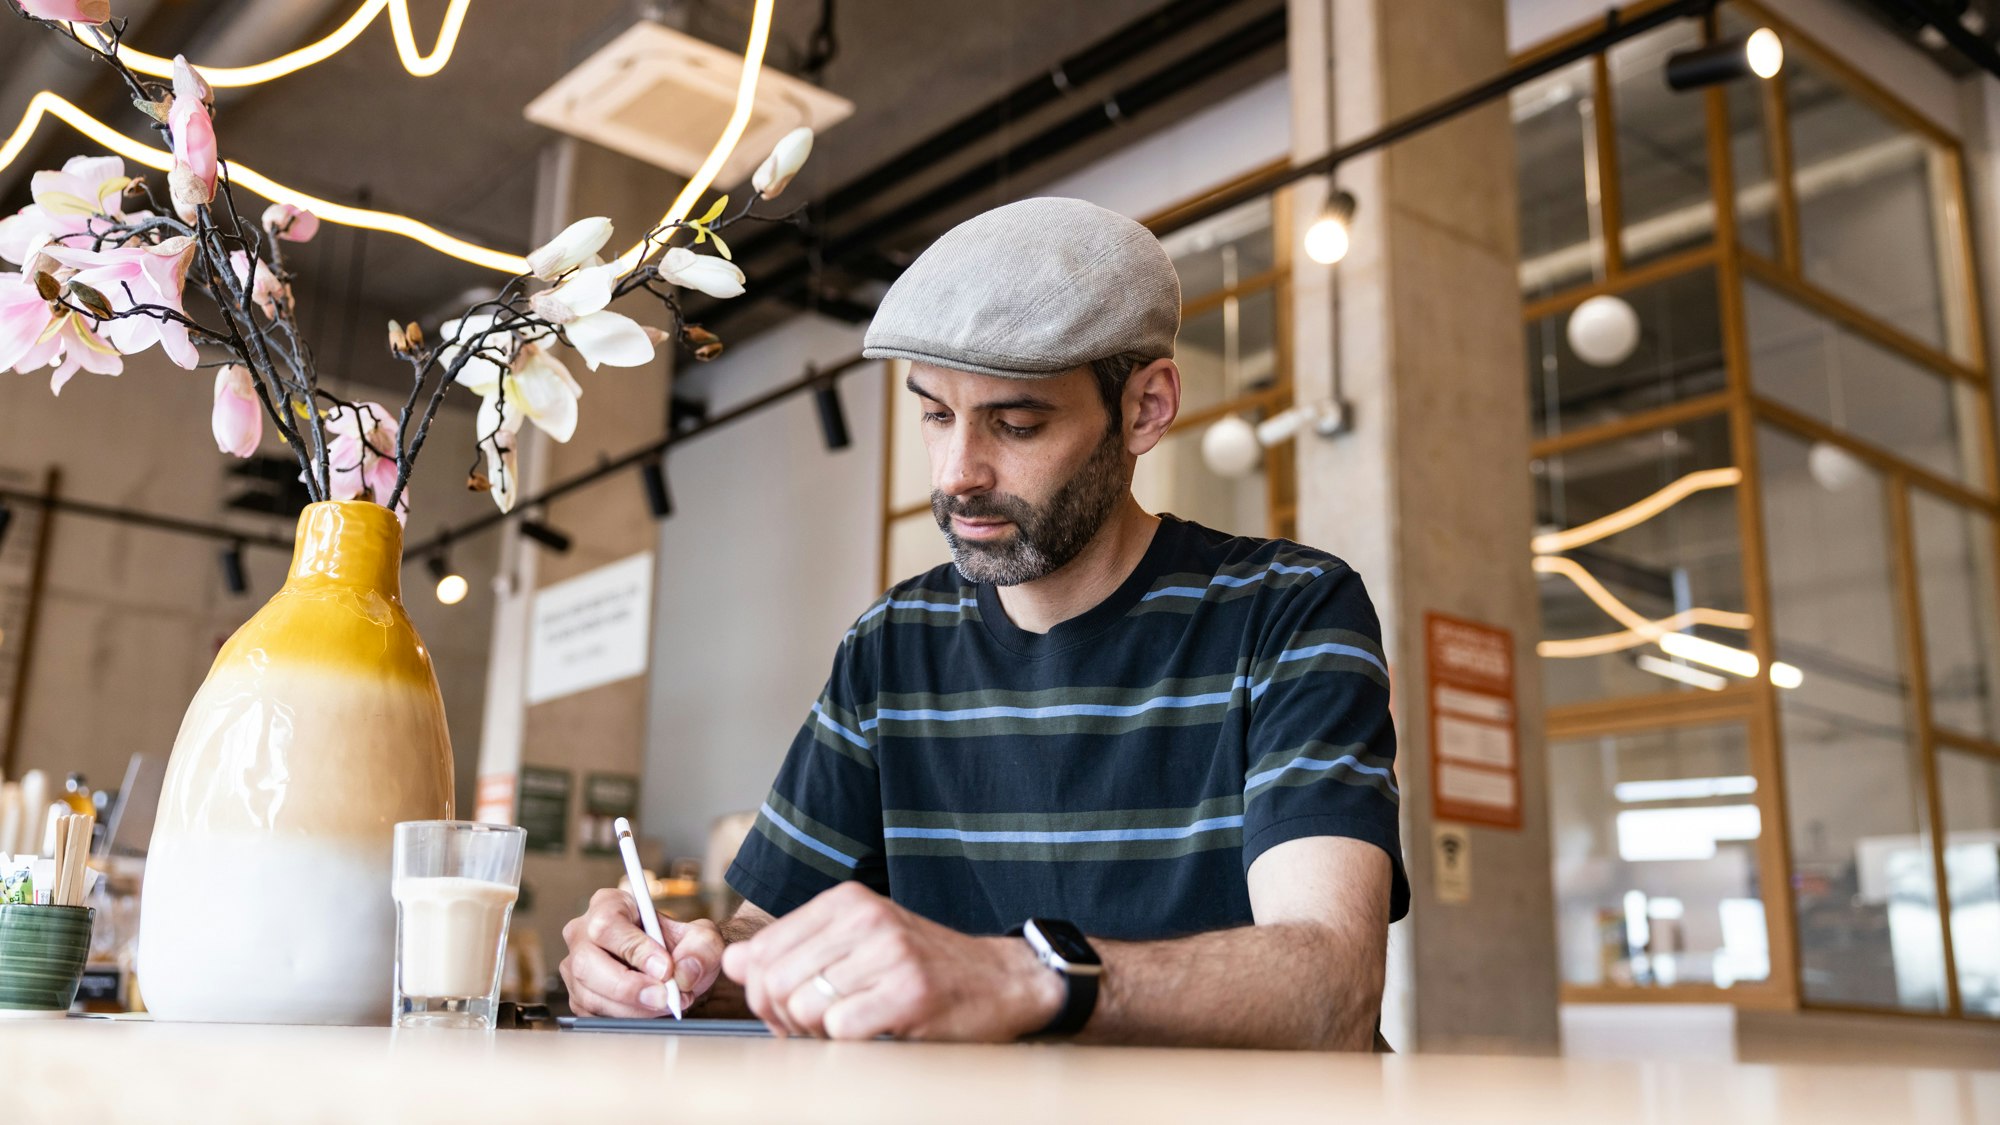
[[8, 1018, 1997, 1123]]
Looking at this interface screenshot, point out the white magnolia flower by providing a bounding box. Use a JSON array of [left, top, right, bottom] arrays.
[[752, 126, 814, 199], [526, 216, 613, 281], [504, 342, 582, 443], [528, 264, 654, 370], [476, 393, 524, 513], [657, 247, 745, 300]]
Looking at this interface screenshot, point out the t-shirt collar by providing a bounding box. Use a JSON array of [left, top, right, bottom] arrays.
[[972, 514, 1185, 658]]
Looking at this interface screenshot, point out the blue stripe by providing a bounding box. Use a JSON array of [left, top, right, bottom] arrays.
[[1140, 561, 1325, 602], [884, 814, 1244, 845], [812, 703, 870, 749], [1245, 754, 1399, 797], [878, 691, 1236, 723], [1272, 641, 1389, 678], [846, 596, 978, 637], [758, 801, 860, 868]]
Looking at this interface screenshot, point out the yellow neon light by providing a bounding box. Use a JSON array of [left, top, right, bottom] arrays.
[[3, 92, 527, 273], [68, 0, 471, 87], [1538, 608, 1753, 659], [1532, 467, 1744, 555], [1533, 554, 1755, 661], [2, 0, 772, 277], [612, 0, 777, 273]]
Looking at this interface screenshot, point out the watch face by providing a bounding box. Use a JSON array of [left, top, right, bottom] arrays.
[[1029, 919, 1101, 967]]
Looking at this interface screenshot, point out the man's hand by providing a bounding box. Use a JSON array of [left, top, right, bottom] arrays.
[[721, 882, 1063, 1041], [559, 887, 726, 1017]]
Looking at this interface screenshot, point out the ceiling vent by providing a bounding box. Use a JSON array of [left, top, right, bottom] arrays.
[[524, 21, 853, 186]]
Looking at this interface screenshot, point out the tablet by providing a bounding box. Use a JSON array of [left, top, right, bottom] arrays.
[[557, 1016, 774, 1037]]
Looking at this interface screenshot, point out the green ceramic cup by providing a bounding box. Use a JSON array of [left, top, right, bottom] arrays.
[[0, 904, 94, 1017]]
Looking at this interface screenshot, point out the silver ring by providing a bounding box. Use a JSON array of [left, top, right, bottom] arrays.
[[811, 971, 843, 1000]]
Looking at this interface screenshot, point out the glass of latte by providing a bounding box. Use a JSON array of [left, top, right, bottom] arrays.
[[391, 821, 527, 1029]]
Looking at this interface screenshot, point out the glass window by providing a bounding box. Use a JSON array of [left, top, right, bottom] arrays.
[[885, 359, 933, 512], [1535, 415, 1746, 709], [1176, 286, 1279, 422], [1131, 423, 1269, 537], [1759, 425, 1945, 1011], [1938, 749, 2000, 1018], [1550, 722, 1770, 989], [1717, 15, 1777, 260], [1912, 492, 2000, 740], [1607, 22, 1715, 267], [1784, 52, 1968, 361], [1744, 279, 1981, 486], [1513, 58, 1604, 299], [1160, 196, 1275, 301], [1527, 267, 1727, 441]]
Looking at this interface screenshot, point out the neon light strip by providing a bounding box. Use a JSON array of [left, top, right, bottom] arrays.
[[612, 0, 777, 272], [1538, 608, 1755, 659], [68, 0, 471, 86], [1532, 467, 1744, 555], [1533, 555, 1753, 636]]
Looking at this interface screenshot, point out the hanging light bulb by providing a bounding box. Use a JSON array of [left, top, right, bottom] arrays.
[[427, 552, 467, 606], [1201, 416, 1262, 478], [1566, 294, 1642, 367], [1807, 441, 1869, 492], [1303, 189, 1358, 266]]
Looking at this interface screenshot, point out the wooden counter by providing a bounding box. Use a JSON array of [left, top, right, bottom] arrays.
[[8, 1018, 1997, 1123]]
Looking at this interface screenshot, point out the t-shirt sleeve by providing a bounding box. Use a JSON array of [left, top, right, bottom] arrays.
[[724, 634, 887, 917], [1241, 564, 1410, 922]]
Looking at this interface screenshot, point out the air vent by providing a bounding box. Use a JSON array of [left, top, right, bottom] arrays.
[[524, 21, 853, 185]]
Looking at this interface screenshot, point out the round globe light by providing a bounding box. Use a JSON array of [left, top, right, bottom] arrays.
[[435, 573, 469, 605], [1201, 415, 1262, 478], [1303, 216, 1351, 265], [1807, 440, 1869, 492], [1566, 294, 1641, 367]]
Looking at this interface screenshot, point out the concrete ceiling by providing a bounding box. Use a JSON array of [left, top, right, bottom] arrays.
[[0, 0, 1285, 392]]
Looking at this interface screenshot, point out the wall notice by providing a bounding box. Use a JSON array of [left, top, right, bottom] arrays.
[[527, 552, 654, 705], [1426, 613, 1521, 829], [519, 766, 573, 856]]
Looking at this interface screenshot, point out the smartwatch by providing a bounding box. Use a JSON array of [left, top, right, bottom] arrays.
[[1008, 918, 1103, 1038]]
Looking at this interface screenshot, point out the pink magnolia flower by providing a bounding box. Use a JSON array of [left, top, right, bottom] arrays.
[[322, 401, 407, 520], [0, 155, 136, 267], [19, 0, 110, 24], [211, 364, 262, 457], [229, 250, 289, 319], [0, 272, 57, 372], [260, 203, 319, 243], [42, 237, 199, 368], [168, 56, 217, 222], [0, 270, 122, 392]]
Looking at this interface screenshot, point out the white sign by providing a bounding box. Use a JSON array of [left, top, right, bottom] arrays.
[[1433, 823, 1472, 904], [527, 552, 655, 705]]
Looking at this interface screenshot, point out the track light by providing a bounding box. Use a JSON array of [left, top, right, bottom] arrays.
[[640, 459, 674, 520], [814, 379, 851, 451], [0, 500, 11, 553], [1303, 189, 1357, 265], [427, 551, 467, 606], [220, 542, 249, 597], [1665, 28, 1782, 91], [519, 519, 572, 554]]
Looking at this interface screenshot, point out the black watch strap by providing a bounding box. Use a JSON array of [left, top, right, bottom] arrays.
[[1007, 920, 1101, 1038]]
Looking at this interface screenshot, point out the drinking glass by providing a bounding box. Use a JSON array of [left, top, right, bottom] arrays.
[[391, 821, 526, 1029]]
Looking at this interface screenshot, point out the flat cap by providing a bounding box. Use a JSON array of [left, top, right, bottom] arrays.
[[862, 197, 1179, 379]]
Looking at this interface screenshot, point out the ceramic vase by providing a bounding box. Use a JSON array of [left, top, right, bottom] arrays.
[[138, 501, 454, 1024]]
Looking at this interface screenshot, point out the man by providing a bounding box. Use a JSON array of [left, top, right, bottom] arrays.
[[560, 197, 1408, 1050]]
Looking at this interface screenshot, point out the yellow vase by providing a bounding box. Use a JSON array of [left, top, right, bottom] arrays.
[[138, 501, 454, 1024]]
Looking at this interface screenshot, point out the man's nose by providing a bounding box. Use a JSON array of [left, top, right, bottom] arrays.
[[935, 423, 995, 497]]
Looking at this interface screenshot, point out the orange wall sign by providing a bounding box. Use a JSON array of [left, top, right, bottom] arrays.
[[1425, 613, 1521, 830]]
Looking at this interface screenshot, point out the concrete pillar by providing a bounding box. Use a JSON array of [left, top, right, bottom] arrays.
[[1288, 0, 1560, 1053], [477, 139, 679, 972]]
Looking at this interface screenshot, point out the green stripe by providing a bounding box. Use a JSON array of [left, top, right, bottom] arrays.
[[764, 790, 873, 861], [1247, 741, 1399, 803], [886, 795, 1244, 833], [1247, 628, 1390, 691], [811, 692, 877, 769], [885, 831, 1243, 862]]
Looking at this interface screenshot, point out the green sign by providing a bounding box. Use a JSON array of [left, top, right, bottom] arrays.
[[518, 766, 572, 856], [581, 773, 639, 856]]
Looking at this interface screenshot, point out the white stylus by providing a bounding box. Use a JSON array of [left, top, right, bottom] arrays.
[[613, 816, 682, 1019]]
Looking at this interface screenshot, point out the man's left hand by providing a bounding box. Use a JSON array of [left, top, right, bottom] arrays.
[[720, 882, 1064, 1041]]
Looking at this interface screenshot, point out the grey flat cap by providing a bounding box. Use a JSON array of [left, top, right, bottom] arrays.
[[862, 197, 1179, 379]]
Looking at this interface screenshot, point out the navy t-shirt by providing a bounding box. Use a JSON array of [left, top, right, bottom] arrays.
[[726, 515, 1409, 939]]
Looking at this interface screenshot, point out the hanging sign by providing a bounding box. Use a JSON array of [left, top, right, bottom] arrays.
[[1426, 613, 1521, 830], [527, 551, 654, 705]]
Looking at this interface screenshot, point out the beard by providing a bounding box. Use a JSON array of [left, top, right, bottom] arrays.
[[933, 425, 1128, 586]]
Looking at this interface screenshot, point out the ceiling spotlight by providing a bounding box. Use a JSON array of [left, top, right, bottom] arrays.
[[1303, 189, 1357, 266], [640, 458, 674, 520], [0, 499, 12, 552], [519, 519, 573, 554], [814, 379, 852, 451], [220, 541, 249, 597], [427, 552, 468, 606], [1665, 28, 1783, 91]]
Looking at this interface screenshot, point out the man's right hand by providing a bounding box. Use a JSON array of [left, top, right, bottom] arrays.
[[559, 887, 726, 1017]]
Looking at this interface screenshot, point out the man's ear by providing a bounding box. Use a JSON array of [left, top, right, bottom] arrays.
[[1123, 358, 1181, 456]]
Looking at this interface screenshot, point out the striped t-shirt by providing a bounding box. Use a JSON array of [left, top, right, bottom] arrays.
[[726, 514, 1410, 939]]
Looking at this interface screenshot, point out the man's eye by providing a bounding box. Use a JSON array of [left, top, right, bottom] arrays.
[[921, 411, 951, 424], [999, 422, 1039, 438]]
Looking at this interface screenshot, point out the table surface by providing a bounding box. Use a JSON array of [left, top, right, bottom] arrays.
[[8, 1018, 1998, 1124]]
